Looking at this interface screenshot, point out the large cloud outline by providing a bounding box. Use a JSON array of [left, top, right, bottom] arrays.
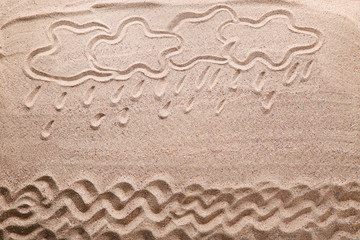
[[219, 9, 323, 71], [167, 5, 323, 71], [166, 5, 238, 70], [24, 18, 183, 86], [24, 20, 115, 86], [24, 6, 323, 87], [86, 17, 183, 81]]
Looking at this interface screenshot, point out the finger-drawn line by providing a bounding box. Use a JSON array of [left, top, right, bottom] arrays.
[[196, 66, 210, 92], [167, 4, 237, 31], [23, 20, 112, 86], [87, 17, 183, 81], [229, 70, 240, 91], [130, 79, 145, 102], [40, 120, 54, 140], [90, 113, 105, 130], [220, 9, 323, 71], [215, 99, 226, 116], [1, 176, 359, 239], [184, 97, 195, 114], [301, 59, 314, 82], [83, 86, 96, 107], [54, 92, 67, 111], [261, 91, 276, 114], [158, 101, 171, 119], [174, 76, 186, 96], [167, 6, 322, 71], [209, 68, 221, 91], [153, 78, 167, 100], [252, 71, 266, 94], [110, 85, 124, 105], [283, 62, 299, 86], [118, 107, 130, 127], [24, 85, 41, 109]]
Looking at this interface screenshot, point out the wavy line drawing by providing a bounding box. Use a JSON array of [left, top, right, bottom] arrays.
[[87, 17, 183, 81], [1, 10, 93, 30], [0, 176, 359, 239], [167, 5, 238, 31]]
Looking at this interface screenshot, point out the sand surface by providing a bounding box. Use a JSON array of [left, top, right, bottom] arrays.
[[0, 0, 359, 239]]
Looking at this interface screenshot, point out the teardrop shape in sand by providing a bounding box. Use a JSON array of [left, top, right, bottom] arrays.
[[40, 120, 54, 140], [158, 101, 171, 119], [90, 113, 106, 130], [25, 85, 41, 109], [118, 107, 130, 127]]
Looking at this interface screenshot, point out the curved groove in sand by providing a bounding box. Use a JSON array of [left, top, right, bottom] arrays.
[[24, 85, 41, 109], [158, 101, 171, 119], [40, 120, 54, 140], [261, 91, 276, 114], [220, 9, 324, 71], [283, 61, 300, 86], [87, 17, 183, 80], [54, 92, 67, 111], [209, 68, 222, 91], [167, 4, 238, 31], [1, 176, 359, 239], [83, 86, 96, 107], [153, 78, 167, 100], [23, 20, 113, 86], [174, 75, 186, 96], [22, 6, 322, 87], [195, 66, 210, 91], [184, 97, 195, 114], [110, 85, 124, 105], [301, 59, 315, 82], [90, 113, 106, 130], [168, 7, 323, 71], [1, 10, 93, 30], [118, 107, 130, 127]]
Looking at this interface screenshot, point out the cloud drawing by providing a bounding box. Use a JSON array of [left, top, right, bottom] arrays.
[[87, 17, 183, 80]]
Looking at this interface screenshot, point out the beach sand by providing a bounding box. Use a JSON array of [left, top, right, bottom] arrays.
[[0, 0, 359, 239]]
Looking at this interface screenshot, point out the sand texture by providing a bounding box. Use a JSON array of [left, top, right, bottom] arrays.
[[0, 0, 359, 239]]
